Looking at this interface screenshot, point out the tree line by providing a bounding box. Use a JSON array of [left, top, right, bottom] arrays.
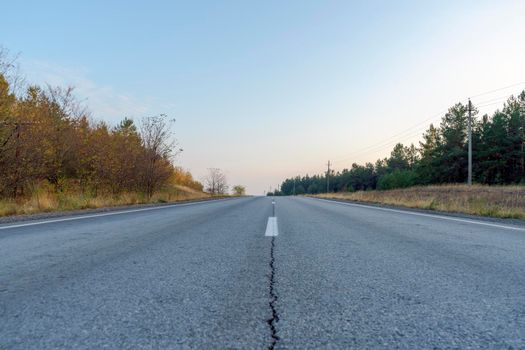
[[275, 92, 525, 195], [0, 48, 203, 199]]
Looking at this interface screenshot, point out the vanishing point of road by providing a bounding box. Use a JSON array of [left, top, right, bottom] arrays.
[[1, 196, 524, 349]]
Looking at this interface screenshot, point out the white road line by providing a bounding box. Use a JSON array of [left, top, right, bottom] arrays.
[[0, 198, 233, 230], [265, 217, 279, 236], [313, 198, 525, 232]]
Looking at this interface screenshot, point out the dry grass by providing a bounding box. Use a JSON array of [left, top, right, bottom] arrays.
[[313, 184, 525, 220], [0, 185, 211, 217]]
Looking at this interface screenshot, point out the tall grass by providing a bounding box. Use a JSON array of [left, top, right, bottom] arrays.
[[313, 184, 525, 219], [0, 184, 210, 217]]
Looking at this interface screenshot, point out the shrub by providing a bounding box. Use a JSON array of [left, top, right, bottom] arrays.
[[377, 170, 417, 190]]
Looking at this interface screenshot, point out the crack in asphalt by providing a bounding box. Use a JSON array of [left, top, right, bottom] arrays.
[[267, 236, 279, 350]]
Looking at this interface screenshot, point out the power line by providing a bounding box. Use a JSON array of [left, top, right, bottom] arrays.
[[476, 100, 512, 109], [288, 81, 525, 178], [471, 93, 514, 105], [346, 96, 515, 162], [332, 124, 433, 165], [469, 81, 525, 99], [331, 109, 446, 164], [332, 81, 525, 165]]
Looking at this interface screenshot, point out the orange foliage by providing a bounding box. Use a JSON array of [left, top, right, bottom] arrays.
[[0, 72, 203, 199]]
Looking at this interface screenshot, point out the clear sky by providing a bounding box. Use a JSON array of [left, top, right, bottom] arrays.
[[2, 0, 525, 194]]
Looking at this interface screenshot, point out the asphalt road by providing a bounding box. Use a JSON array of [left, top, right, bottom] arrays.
[[1, 196, 525, 349]]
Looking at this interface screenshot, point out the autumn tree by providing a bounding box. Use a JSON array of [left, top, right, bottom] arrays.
[[0, 47, 202, 202], [204, 168, 228, 195], [139, 114, 180, 198], [232, 185, 246, 196], [171, 167, 204, 191]]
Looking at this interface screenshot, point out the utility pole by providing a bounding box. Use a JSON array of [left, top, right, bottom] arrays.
[[467, 99, 472, 186], [326, 160, 331, 193], [293, 177, 296, 196], [519, 94, 525, 178], [520, 97, 525, 175]]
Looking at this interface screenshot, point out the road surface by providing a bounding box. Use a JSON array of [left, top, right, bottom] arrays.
[[1, 196, 525, 349]]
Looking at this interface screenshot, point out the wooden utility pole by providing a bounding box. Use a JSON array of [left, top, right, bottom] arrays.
[[326, 160, 331, 193], [520, 98, 525, 175], [467, 99, 472, 186]]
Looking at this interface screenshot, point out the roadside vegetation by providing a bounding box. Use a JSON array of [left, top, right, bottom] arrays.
[[0, 46, 218, 217], [0, 184, 210, 217], [313, 184, 525, 219], [232, 185, 246, 196], [274, 90, 525, 197], [270, 85, 525, 219]]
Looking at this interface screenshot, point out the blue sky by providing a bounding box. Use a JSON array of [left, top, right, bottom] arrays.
[[2, 0, 525, 193]]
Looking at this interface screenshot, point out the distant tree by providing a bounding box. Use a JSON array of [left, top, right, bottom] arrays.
[[110, 118, 142, 193], [277, 90, 525, 192], [295, 184, 305, 195], [139, 114, 180, 198], [377, 169, 417, 190], [307, 183, 318, 194], [0, 74, 16, 165], [0, 46, 24, 94], [204, 168, 228, 195], [437, 103, 471, 183], [0, 74, 15, 117], [387, 143, 410, 171], [374, 158, 388, 179], [417, 123, 441, 184], [171, 166, 204, 191], [232, 185, 246, 196], [280, 177, 299, 195], [405, 144, 419, 168]]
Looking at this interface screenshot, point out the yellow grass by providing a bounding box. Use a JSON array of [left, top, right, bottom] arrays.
[[0, 185, 211, 217], [313, 184, 525, 220]]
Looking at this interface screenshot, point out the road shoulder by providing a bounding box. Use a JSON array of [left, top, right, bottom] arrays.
[[0, 196, 236, 225], [306, 196, 525, 228]]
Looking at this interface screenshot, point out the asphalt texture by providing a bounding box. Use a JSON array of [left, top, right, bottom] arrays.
[[1, 196, 525, 349]]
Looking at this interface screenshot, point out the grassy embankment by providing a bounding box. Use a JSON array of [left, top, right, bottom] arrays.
[[313, 184, 525, 219], [0, 185, 211, 217]]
